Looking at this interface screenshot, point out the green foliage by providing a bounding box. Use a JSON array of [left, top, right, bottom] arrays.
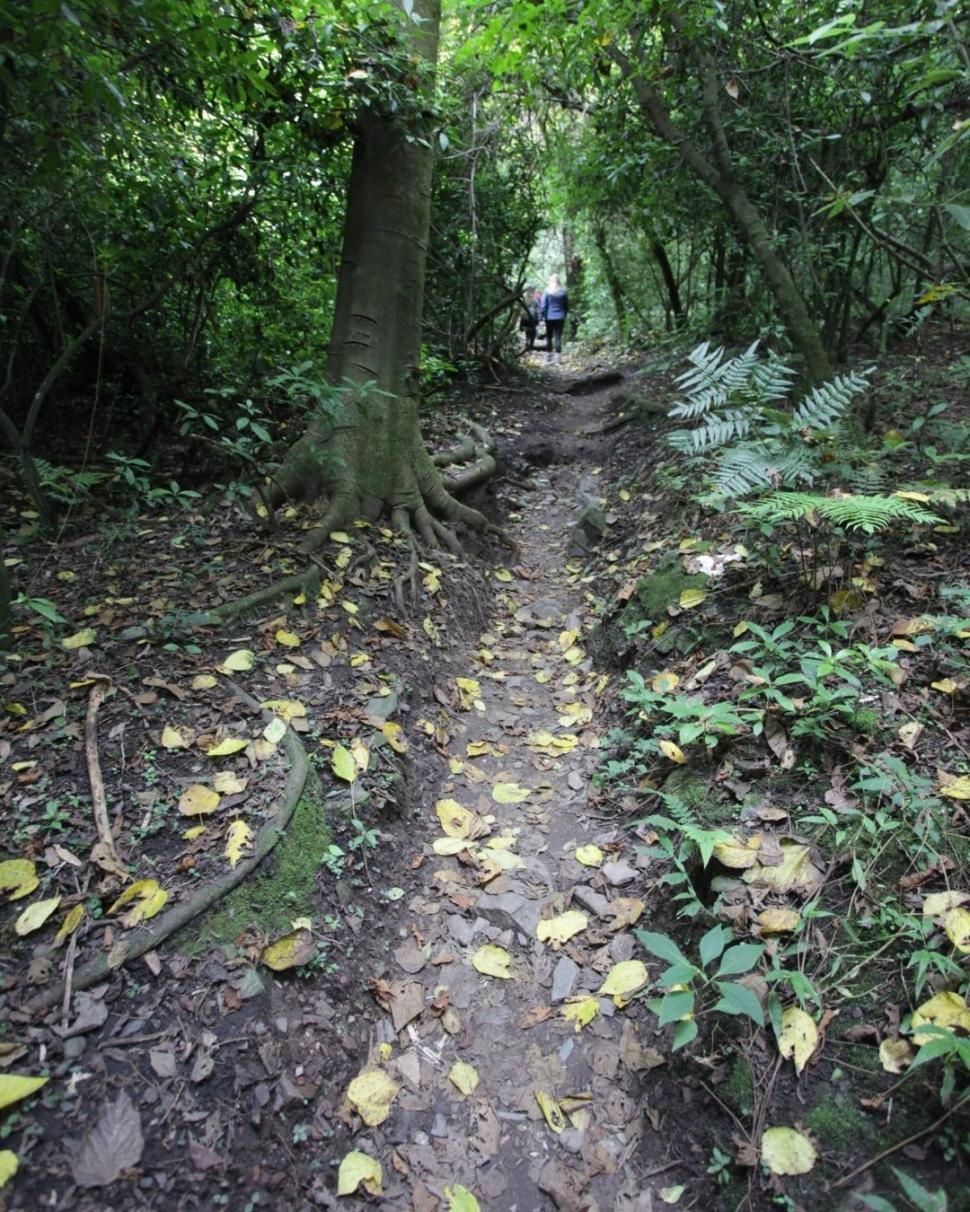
[[738, 492, 943, 536], [666, 341, 871, 496], [859, 1168, 949, 1212], [637, 923, 765, 1050]]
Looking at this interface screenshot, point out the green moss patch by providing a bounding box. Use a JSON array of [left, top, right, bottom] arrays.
[[186, 767, 332, 951]]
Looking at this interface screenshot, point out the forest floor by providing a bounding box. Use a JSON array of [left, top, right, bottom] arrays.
[[1, 332, 968, 1211]]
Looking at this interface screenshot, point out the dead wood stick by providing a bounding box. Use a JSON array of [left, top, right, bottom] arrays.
[[832, 1094, 969, 1188], [85, 680, 123, 874], [27, 721, 311, 1015]]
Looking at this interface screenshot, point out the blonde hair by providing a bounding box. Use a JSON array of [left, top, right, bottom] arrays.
[[548, 274, 561, 291]]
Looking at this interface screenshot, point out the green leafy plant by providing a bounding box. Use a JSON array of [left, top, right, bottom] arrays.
[[637, 924, 765, 1049], [737, 491, 942, 536], [859, 1166, 949, 1212]]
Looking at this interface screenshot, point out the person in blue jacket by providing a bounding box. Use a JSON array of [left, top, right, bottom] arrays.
[[540, 274, 568, 364]]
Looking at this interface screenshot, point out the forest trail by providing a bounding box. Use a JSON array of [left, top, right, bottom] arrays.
[[342, 372, 666, 1211]]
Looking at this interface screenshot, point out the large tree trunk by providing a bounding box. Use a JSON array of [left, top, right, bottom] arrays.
[[608, 39, 834, 385], [270, 0, 493, 551]]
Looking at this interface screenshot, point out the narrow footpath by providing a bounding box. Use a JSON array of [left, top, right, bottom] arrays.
[[344, 375, 667, 1211]]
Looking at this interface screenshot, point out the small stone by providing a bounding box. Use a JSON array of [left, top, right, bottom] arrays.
[[559, 1128, 584, 1153], [431, 1112, 449, 1138], [572, 885, 611, 917], [63, 1036, 86, 1060], [602, 861, 637, 887], [610, 933, 635, 962], [551, 956, 580, 1003]]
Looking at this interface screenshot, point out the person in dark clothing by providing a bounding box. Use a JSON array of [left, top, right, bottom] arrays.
[[520, 287, 540, 351], [540, 274, 568, 364]]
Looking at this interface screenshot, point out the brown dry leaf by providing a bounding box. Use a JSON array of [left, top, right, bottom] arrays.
[[71, 1091, 144, 1188]]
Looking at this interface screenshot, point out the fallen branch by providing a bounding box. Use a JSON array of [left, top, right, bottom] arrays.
[[85, 679, 126, 879], [27, 719, 311, 1016], [833, 1095, 969, 1189]]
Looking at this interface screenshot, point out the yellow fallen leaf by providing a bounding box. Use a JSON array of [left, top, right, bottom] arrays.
[[0, 859, 39, 901], [455, 677, 482, 710], [54, 903, 85, 944], [276, 629, 301, 647], [346, 1069, 399, 1126], [330, 530, 352, 544], [436, 798, 478, 839], [220, 648, 255, 672], [262, 716, 285, 746], [178, 784, 221, 816], [448, 1060, 480, 1095], [604, 897, 645, 929], [0, 1150, 17, 1189], [897, 720, 923, 748], [575, 844, 604, 867], [337, 1150, 382, 1197], [912, 990, 970, 1045], [931, 677, 960, 694], [206, 737, 249, 757], [471, 943, 512, 979], [261, 927, 316, 971], [331, 742, 357, 783], [493, 568, 512, 582], [563, 645, 584, 665], [777, 1007, 818, 1075], [713, 835, 762, 869], [743, 841, 822, 897], [260, 699, 307, 722], [108, 880, 168, 927], [757, 908, 801, 935], [939, 774, 970, 800], [0, 1074, 47, 1112], [535, 1090, 566, 1134], [536, 910, 588, 946], [761, 1126, 817, 1175], [382, 721, 408, 753], [225, 820, 254, 869], [679, 588, 707, 609], [213, 771, 248, 795], [466, 740, 491, 757], [492, 781, 530, 804], [944, 906, 970, 953], [658, 739, 687, 764], [15, 896, 61, 936], [432, 837, 469, 856], [161, 725, 190, 749], [182, 825, 205, 840], [192, 674, 218, 690], [652, 670, 680, 693], [598, 960, 649, 1007], [923, 891, 969, 917], [351, 737, 369, 772], [62, 628, 97, 650], [879, 1038, 914, 1074], [562, 996, 599, 1032], [444, 1186, 480, 1212]]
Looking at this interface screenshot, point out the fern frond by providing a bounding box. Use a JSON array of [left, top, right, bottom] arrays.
[[739, 491, 943, 535], [791, 371, 869, 430], [669, 413, 754, 452]]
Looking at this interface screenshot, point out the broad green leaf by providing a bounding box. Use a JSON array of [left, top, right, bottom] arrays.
[[671, 1019, 698, 1050], [714, 981, 765, 1026], [716, 943, 763, 977], [657, 990, 694, 1026], [636, 930, 689, 965], [698, 924, 728, 967]]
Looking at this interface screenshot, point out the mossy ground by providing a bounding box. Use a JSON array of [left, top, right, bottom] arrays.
[[186, 767, 335, 951]]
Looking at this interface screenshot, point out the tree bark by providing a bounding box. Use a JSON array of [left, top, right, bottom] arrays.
[[269, 0, 495, 550], [593, 224, 627, 335]]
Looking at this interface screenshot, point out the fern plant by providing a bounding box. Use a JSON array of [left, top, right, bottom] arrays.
[[667, 341, 870, 497], [737, 491, 943, 536]]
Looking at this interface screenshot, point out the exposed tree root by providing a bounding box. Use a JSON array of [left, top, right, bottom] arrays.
[[27, 709, 311, 1016]]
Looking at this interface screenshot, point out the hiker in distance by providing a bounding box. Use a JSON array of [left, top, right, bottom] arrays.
[[541, 274, 569, 364]]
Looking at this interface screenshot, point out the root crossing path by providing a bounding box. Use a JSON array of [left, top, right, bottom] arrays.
[[350, 376, 667, 1211]]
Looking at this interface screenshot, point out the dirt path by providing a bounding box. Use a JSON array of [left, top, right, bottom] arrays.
[[340, 376, 666, 1210]]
